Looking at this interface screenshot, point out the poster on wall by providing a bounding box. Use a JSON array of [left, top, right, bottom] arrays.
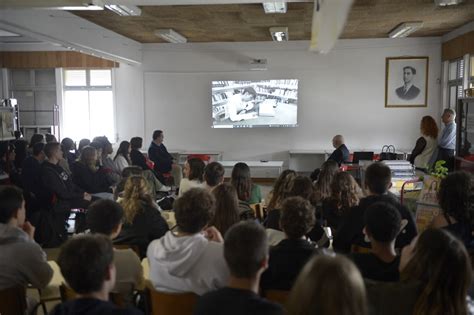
[[385, 56, 429, 108]]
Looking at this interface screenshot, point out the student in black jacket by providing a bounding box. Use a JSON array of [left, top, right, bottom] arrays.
[[21, 143, 49, 215], [148, 130, 182, 186], [350, 202, 401, 282], [261, 197, 318, 291], [71, 146, 114, 194], [333, 162, 417, 253], [115, 176, 168, 258], [50, 235, 142, 315], [41, 142, 91, 241]]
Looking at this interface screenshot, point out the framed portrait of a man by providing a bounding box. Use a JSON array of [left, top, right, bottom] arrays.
[[385, 57, 428, 108]]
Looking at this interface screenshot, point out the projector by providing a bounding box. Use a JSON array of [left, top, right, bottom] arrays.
[[435, 0, 464, 6], [248, 59, 268, 71]]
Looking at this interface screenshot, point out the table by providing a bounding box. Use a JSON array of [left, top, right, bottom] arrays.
[[220, 160, 284, 178], [289, 150, 331, 172]]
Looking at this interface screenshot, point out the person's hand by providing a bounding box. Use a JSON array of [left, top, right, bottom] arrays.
[[203, 226, 224, 243], [22, 221, 35, 240], [84, 192, 92, 201]]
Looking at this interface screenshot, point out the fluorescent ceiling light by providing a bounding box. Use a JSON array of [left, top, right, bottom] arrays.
[[1, 0, 104, 10], [0, 30, 20, 37], [270, 26, 288, 42], [105, 4, 141, 16], [263, 1, 287, 14], [388, 22, 424, 38], [435, 0, 464, 6], [155, 29, 187, 44]]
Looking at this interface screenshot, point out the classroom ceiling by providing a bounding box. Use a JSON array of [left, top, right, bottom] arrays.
[[73, 0, 474, 43]]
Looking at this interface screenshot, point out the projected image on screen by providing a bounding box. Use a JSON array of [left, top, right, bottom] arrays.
[[212, 79, 298, 128]]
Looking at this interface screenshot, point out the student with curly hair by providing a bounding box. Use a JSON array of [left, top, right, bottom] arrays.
[[115, 176, 168, 258], [322, 172, 362, 231]]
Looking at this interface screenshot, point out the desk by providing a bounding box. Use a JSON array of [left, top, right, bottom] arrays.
[[289, 150, 331, 172], [220, 161, 284, 178]]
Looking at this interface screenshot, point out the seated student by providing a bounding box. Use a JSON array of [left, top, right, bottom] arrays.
[[409, 116, 438, 170], [114, 166, 143, 200], [50, 234, 142, 315], [321, 172, 362, 232], [327, 135, 350, 166], [77, 138, 91, 157], [203, 161, 225, 190], [333, 162, 417, 253], [115, 176, 168, 258], [0, 186, 53, 294], [86, 199, 144, 305], [286, 255, 367, 315], [431, 171, 473, 248], [231, 162, 262, 205], [13, 139, 28, 172], [41, 142, 92, 242], [45, 133, 57, 143], [399, 229, 472, 315], [72, 146, 114, 196], [147, 188, 229, 295], [261, 196, 317, 291], [61, 137, 77, 169], [148, 130, 182, 186], [28, 133, 45, 152], [194, 221, 283, 315], [209, 183, 242, 236], [179, 157, 206, 197], [312, 160, 339, 205], [129, 137, 170, 193], [265, 176, 326, 244], [266, 169, 296, 211], [94, 136, 121, 184], [350, 202, 402, 282], [21, 142, 47, 200], [0, 141, 18, 181], [114, 141, 132, 173]]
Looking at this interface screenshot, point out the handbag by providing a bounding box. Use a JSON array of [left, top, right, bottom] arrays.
[[380, 145, 397, 161]]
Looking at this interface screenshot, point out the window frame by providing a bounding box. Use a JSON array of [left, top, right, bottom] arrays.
[[61, 68, 116, 143]]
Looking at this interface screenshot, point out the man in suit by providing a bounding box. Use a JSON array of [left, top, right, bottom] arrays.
[[395, 66, 420, 100], [327, 135, 349, 165]]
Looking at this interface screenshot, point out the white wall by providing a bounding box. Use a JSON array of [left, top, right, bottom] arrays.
[[120, 38, 443, 161], [114, 64, 146, 142]]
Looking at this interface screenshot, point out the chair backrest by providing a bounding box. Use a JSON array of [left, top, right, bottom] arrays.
[[351, 244, 371, 254], [0, 286, 27, 315], [146, 287, 198, 315], [249, 203, 266, 221], [113, 244, 141, 258], [264, 290, 289, 305]]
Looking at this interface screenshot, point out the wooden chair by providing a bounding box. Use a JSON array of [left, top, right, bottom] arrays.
[[249, 203, 266, 221], [263, 289, 290, 305], [59, 283, 125, 307], [0, 286, 27, 315], [145, 287, 198, 315], [113, 244, 141, 258], [351, 244, 371, 254]]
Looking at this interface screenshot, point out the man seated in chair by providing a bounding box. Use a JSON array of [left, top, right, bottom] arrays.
[[147, 188, 229, 295], [0, 186, 53, 311], [194, 221, 283, 315], [50, 234, 142, 315], [86, 199, 145, 305], [148, 130, 182, 187], [327, 135, 350, 166]]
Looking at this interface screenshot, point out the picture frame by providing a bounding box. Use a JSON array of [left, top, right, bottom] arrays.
[[385, 56, 429, 108]]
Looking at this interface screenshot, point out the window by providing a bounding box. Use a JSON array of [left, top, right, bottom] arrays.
[[62, 69, 114, 142], [448, 59, 464, 107], [470, 55, 474, 88]]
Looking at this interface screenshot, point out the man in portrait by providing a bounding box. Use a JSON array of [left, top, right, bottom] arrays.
[[395, 66, 421, 100]]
